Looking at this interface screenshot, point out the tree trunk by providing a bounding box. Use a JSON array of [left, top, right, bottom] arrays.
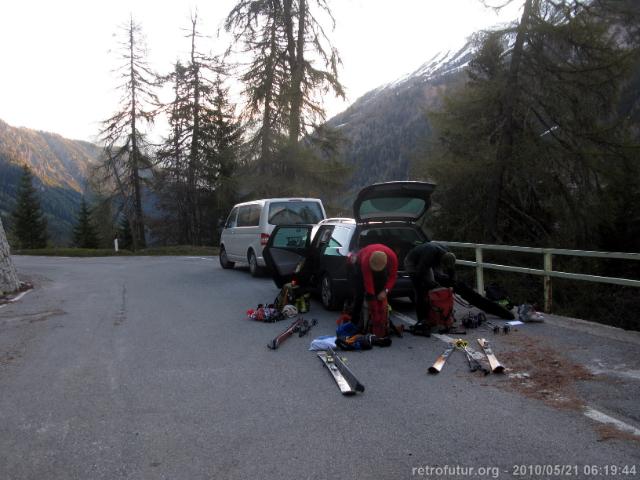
[[129, 18, 146, 250], [259, 19, 279, 173], [284, 0, 307, 143], [484, 0, 533, 242], [0, 218, 20, 294]]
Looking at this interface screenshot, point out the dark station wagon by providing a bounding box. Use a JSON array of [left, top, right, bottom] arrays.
[[263, 181, 435, 310]]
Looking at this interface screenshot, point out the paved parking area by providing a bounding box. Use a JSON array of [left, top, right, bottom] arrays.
[[1, 256, 638, 479]]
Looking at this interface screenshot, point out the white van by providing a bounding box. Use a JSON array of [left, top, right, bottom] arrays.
[[219, 198, 327, 276]]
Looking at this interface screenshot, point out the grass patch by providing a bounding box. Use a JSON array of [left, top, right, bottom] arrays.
[[12, 246, 219, 257]]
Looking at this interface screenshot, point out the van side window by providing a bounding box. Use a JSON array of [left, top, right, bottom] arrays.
[[237, 206, 253, 227], [225, 207, 238, 228], [248, 204, 262, 226], [236, 204, 261, 227]]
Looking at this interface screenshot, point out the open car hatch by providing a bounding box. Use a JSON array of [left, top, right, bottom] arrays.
[[353, 181, 436, 223]]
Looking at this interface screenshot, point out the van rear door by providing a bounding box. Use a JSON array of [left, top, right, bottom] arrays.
[[267, 200, 325, 226]]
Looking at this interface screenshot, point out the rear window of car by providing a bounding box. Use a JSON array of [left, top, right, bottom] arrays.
[[268, 201, 324, 225], [359, 197, 425, 217]]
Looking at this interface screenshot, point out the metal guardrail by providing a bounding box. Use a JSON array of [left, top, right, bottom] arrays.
[[437, 241, 640, 313]]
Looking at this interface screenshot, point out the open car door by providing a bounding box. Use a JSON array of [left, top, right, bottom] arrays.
[[263, 225, 314, 288]]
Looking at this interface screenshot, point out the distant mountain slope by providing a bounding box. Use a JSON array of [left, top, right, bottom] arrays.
[[0, 119, 101, 244], [326, 42, 475, 202]]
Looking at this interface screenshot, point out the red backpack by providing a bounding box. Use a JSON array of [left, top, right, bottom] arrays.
[[427, 287, 454, 328], [364, 298, 389, 337]]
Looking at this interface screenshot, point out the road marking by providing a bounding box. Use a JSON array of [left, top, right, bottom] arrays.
[[583, 407, 640, 437], [9, 290, 31, 303], [392, 311, 485, 360], [391, 311, 415, 325], [588, 360, 640, 382]]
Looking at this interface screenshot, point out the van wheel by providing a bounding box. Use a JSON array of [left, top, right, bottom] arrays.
[[248, 250, 262, 277], [321, 274, 340, 311], [219, 247, 235, 269]]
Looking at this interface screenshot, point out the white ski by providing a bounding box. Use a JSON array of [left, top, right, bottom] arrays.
[[477, 338, 504, 373]]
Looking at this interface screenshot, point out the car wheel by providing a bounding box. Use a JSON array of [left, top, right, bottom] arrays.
[[321, 273, 340, 311], [248, 250, 262, 277], [219, 247, 235, 269]]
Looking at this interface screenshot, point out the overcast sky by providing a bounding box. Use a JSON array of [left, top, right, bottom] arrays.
[[0, 0, 522, 142]]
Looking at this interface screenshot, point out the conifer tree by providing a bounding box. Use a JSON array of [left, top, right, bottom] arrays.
[[156, 13, 243, 245], [118, 216, 133, 250], [99, 16, 158, 250], [224, 0, 346, 198], [419, 0, 640, 248], [72, 198, 99, 249], [11, 166, 48, 249]]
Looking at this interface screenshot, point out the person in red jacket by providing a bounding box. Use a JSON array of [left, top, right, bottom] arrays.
[[349, 243, 398, 334]]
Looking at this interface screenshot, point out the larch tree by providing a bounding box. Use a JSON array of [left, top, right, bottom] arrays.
[[420, 0, 640, 248], [99, 16, 158, 250], [224, 0, 347, 198]]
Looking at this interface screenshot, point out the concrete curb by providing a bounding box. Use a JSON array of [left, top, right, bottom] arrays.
[[544, 314, 640, 346]]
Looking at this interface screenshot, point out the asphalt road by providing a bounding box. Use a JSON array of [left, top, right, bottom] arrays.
[[1, 256, 639, 480]]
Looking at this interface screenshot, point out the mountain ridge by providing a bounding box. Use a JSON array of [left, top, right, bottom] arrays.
[[0, 119, 101, 244], [325, 40, 475, 203]]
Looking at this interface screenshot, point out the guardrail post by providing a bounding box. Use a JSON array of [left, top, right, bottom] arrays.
[[543, 251, 552, 313], [475, 246, 485, 295]]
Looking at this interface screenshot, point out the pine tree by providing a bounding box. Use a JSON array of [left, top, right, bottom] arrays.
[[72, 198, 99, 249], [11, 166, 48, 249], [117, 216, 133, 250]]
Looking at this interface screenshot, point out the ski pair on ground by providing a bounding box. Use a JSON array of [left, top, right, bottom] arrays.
[[267, 316, 366, 395], [266, 316, 317, 350], [428, 338, 504, 375]]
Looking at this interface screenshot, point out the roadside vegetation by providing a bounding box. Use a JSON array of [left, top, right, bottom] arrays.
[[11, 246, 219, 257]]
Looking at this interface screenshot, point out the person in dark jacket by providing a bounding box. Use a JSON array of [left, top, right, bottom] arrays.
[[405, 242, 515, 332], [404, 242, 457, 331]]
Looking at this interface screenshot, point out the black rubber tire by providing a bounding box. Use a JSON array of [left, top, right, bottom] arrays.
[[320, 273, 341, 311], [248, 250, 262, 277], [219, 247, 235, 269]]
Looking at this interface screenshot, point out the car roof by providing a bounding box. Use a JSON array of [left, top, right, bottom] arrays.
[[318, 217, 356, 225], [232, 198, 324, 208]]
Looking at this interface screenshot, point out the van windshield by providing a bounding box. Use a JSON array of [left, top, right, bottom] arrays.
[[268, 201, 324, 225]]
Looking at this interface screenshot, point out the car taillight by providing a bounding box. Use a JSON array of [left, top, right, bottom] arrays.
[[260, 233, 270, 246]]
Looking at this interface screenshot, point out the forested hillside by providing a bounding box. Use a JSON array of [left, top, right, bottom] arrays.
[[0, 119, 100, 244], [326, 45, 473, 202]]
